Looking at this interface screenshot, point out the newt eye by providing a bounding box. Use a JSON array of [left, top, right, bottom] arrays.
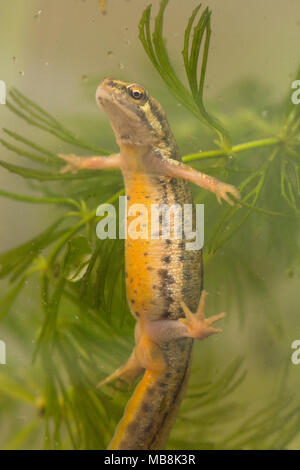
[[128, 85, 145, 100]]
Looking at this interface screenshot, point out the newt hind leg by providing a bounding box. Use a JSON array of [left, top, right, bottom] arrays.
[[97, 348, 144, 390], [144, 291, 225, 345], [179, 291, 226, 339]]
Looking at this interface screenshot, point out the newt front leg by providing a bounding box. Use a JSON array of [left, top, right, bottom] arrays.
[[147, 151, 241, 205], [59, 151, 241, 205], [58, 153, 121, 172]]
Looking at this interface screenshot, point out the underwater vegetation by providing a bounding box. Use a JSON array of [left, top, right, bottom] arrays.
[[0, 0, 300, 449]]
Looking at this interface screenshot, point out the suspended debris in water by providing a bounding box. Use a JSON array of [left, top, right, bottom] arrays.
[[34, 9, 43, 20], [99, 0, 107, 15]]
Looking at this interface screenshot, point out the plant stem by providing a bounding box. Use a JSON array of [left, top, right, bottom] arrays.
[[183, 136, 281, 162]]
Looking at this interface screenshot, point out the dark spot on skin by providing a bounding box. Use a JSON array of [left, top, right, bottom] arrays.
[[158, 269, 168, 278], [165, 372, 172, 379], [156, 178, 168, 192], [142, 402, 152, 414], [130, 299, 135, 304], [135, 311, 140, 317], [106, 79, 117, 88], [162, 134, 169, 145], [165, 239, 171, 245], [170, 178, 182, 204], [144, 424, 153, 434], [162, 255, 171, 263], [162, 309, 170, 319], [127, 195, 131, 200], [158, 381, 168, 388], [184, 271, 192, 281], [144, 252, 148, 256], [153, 285, 158, 290], [134, 290, 137, 294], [158, 269, 175, 284], [165, 294, 174, 303], [130, 278, 133, 283], [147, 266, 153, 271]]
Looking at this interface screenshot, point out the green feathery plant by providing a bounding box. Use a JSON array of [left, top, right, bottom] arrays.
[[0, 0, 300, 450]]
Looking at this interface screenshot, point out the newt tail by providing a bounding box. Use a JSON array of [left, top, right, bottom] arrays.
[[109, 344, 192, 450]]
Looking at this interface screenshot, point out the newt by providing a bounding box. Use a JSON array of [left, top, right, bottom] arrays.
[[58, 78, 240, 450]]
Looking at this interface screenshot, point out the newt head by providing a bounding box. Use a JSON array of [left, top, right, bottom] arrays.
[[96, 77, 174, 148]]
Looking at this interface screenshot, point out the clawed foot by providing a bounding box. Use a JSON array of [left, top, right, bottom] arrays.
[[215, 183, 241, 206], [179, 291, 226, 340], [58, 154, 85, 174]]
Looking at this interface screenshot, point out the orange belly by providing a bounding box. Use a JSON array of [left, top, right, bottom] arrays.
[[125, 171, 165, 320]]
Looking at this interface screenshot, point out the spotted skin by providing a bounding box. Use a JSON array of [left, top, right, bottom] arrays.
[[115, 161, 201, 449], [58, 78, 236, 450]]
